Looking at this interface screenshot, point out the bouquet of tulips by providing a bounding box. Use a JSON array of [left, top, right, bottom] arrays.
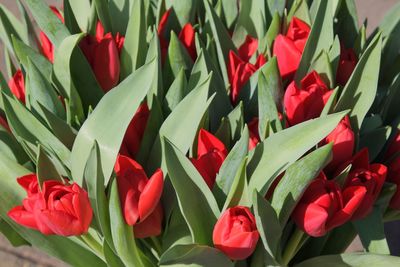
[[1, 0, 400, 266]]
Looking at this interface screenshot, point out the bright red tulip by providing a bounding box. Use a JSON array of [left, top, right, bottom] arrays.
[[114, 155, 164, 238], [292, 173, 366, 237], [273, 17, 310, 80], [80, 22, 124, 92], [158, 9, 196, 62], [39, 6, 64, 62], [8, 174, 93, 236], [336, 46, 357, 86], [120, 103, 150, 158], [8, 70, 25, 104], [284, 71, 332, 126], [228, 36, 267, 103], [213, 206, 259, 260], [340, 149, 387, 220], [191, 129, 228, 189], [321, 116, 355, 172]]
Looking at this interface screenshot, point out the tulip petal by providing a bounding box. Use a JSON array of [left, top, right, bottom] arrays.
[[134, 204, 163, 238], [138, 169, 164, 221]]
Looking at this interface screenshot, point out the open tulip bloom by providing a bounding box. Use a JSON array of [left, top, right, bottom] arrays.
[[1, 0, 400, 266]]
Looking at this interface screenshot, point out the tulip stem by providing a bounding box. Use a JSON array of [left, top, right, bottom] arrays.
[[150, 236, 162, 255], [80, 233, 104, 260], [281, 228, 305, 266]]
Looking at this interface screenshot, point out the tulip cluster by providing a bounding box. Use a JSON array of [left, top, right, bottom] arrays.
[[1, 1, 400, 267]]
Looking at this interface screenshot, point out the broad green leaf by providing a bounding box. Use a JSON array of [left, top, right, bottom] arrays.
[[258, 58, 283, 136], [215, 126, 249, 198], [3, 94, 71, 168], [271, 144, 333, 226], [0, 219, 29, 247], [64, 0, 82, 34], [221, 0, 238, 29], [266, 0, 285, 24], [85, 142, 114, 252], [109, 178, 152, 267], [68, 0, 91, 31], [27, 60, 65, 120], [71, 60, 156, 186], [203, 0, 237, 87], [163, 68, 186, 115], [247, 111, 346, 196], [353, 209, 390, 255], [381, 73, 400, 124], [359, 126, 391, 161], [288, 0, 311, 25], [335, 34, 382, 133], [145, 30, 163, 106], [36, 145, 64, 187], [164, 138, 220, 245], [108, 0, 133, 34], [0, 4, 24, 54], [295, 0, 333, 83], [160, 244, 233, 267], [234, 0, 266, 40], [103, 240, 124, 267], [320, 87, 339, 116], [24, 0, 70, 47], [334, 0, 359, 48], [259, 12, 280, 56], [94, 0, 113, 33], [120, 0, 147, 79], [320, 223, 357, 255], [162, 208, 192, 252], [329, 36, 340, 81], [215, 118, 231, 149], [222, 157, 250, 210], [226, 102, 244, 142], [295, 253, 400, 267], [0, 154, 106, 267], [0, 124, 28, 165], [253, 191, 282, 261], [165, 0, 197, 27], [310, 50, 334, 88]]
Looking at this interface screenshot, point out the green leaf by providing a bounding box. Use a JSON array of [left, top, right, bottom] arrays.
[[68, 0, 91, 31], [221, 0, 238, 29], [108, 0, 133, 34], [288, 0, 311, 25], [260, 12, 280, 56], [258, 58, 283, 135], [381, 73, 400, 124], [0, 126, 28, 165], [71, 59, 156, 186], [163, 68, 186, 115], [165, 0, 197, 27], [27, 59, 66, 120], [334, 0, 359, 48], [310, 50, 334, 88], [334, 34, 382, 133], [84, 142, 114, 252], [253, 191, 282, 261], [0, 4, 24, 54], [203, 0, 237, 87], [353, 209, 390, 255], [320, 87, 339, 116], [103, 240, 124, 267], [234, 0, 266, 40], [328, 36, 340, 81], [36, 145, 64, 187], [271, 144, 333, 226], [93, 0, 113, 33], [215, 126, 249, 198], [24, 0, 70, 48], [295, 0, 333, 83], [120, 0, 147, 79], [3, 94, 71, 169], [163, 138, 219, 245], [0, 154, 107, 267], [0, 219, 29, 247], [160, 244, 233, 266], [109, 178, 151, 267], [145, 30, 163, 106], [247, 111, 346, 196], [226, 102, 245, 142], [359, 126, 391, 161], [295, 253, 400, 267], [162, 208, 192, 252]]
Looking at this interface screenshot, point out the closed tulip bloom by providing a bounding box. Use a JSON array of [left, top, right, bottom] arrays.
[[336, 46, 357, 86], [273, 17, 310, 80], [284, 71, 332, 126], [8, 175, 93, 236], [8, 70, 25, 104], [321, 116, 355, 172], [341, 149, 387, 220], [191, 129, 228, 189], [114, 155, 164, 232], [228, 36, 267, 103], [39, 6, 64, 62], [134, 203, 163, 238], [292, 173, 366, 237], [80, 22, 124, 92], [120, 103, 150, 158], [213, 206, 259, 260]]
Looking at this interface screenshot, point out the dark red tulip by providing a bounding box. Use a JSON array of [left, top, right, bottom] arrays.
[[336, 46, 357, 86], [273, 17, 310, 80], [191, 129, 228, 189], [248, 117, 260, 150], [213, 206, 259, 260], [8, 70, 25, 104], [134, 203, 163, 238]]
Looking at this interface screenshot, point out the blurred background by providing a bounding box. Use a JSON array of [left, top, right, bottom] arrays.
[[0, 0, 398, 266]]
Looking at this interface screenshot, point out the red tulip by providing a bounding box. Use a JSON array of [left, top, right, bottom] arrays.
[[114, 155, 164, 237], [336, 46, 357, 86], [191, 129, 228, 189], [134, 203, 163, 238], [284, 71, 332, 126], [387, 157, 400, 209], [273, 17, 310, 80], [0, 116, 10, 132], [8, 70, 25, 104], [213, 206, 259, 260], [120, 103, 150, 158], [158, 9, 196, 62], [228, 36, 267, 103], [39, 6, 64, 62], [248, 117, 260, 150], [292, 173, 366, 237], [8, 174, 93, 236], [80, 22, 125, 92], [321, 116, 355, 172], [340, 149, 387, 220]]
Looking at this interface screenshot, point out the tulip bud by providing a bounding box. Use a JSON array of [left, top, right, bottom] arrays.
[[39, 6, 64, 62], [273, 17, 310, 80], [213, 206, 259, 260], [8, 70, 25, 104]]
